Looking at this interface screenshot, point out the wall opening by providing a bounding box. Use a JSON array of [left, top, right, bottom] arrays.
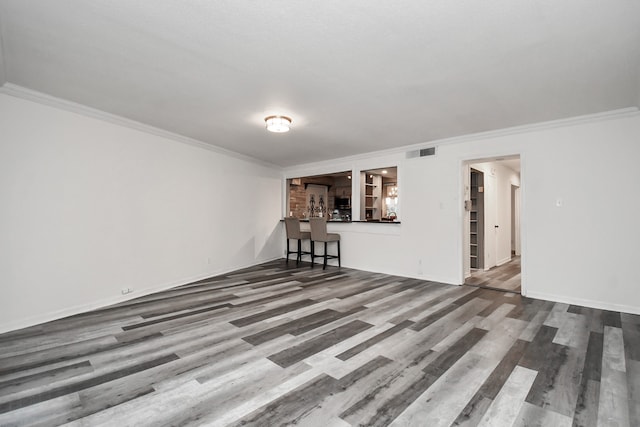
[[463, 155, 522, 294]]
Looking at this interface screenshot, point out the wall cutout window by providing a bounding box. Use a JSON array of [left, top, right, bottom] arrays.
[[287, 171, 352, 221], [360, 167, 398, 221]]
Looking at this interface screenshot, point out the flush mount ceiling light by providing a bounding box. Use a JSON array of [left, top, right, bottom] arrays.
[[264, 115, 292, 133]]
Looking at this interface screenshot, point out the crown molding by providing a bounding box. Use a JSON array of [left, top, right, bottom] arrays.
[[2, 82, 637, 174], [430, 106, 640, 147], [285, 106, 640, 173], [0, 83, 281, 170]]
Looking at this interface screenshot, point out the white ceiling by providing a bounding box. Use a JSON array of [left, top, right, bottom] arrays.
[[1, 1, 639, 167]]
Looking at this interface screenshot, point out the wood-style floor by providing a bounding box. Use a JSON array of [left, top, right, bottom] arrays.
[[465, 256, 521, 293], [1, 259, 638, 426]]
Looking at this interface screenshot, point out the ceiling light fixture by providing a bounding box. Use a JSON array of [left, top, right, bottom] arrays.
[[264, 115, 292, 133]]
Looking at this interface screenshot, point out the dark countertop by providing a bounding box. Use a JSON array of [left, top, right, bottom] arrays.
[[282, 218, 401, 224]]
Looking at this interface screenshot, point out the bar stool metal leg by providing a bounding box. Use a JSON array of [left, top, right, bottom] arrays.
[[309, 241, 312, 268], [286, 239, 290, 264], [322, 242, 327, 269]]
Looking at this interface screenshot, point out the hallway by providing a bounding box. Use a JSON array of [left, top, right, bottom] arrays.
[[465, 256, 521, 293]]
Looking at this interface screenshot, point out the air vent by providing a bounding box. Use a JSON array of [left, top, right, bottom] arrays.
[[419, 147, 436, 157], [406, 147, 437, 158]]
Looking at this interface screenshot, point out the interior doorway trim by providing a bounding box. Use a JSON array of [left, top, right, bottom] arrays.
[[458, 153, 526, 296]]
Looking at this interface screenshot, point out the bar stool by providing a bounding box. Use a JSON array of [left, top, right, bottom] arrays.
[[309, 217, 341, 269], [284, 217, 311, 265]]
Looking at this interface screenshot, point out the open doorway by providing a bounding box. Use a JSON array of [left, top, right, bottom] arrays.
[[463, 155, 521, 293]]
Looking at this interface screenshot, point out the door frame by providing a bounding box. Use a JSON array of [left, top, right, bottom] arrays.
[[459, 153, 526, 296], [512, 184, 521, 256]]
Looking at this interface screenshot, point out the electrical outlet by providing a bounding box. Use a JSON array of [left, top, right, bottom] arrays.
[[121, 288, 133, 295]]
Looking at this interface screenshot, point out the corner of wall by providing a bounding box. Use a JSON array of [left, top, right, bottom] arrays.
[[0, 14, 7, 86], [637, 72, 640, 110]]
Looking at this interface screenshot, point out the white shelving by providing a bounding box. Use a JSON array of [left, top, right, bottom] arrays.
[[470, 169, 484, 269], [360, 173, 382, 220]]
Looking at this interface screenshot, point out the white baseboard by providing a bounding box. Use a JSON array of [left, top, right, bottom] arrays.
[[376, 267, 462, 286], [496, 257, 512, 267], [315, 258, 459, 287], [0, 256, 282, 334], [13, 259, 636, 334], [526, 290, 640, 315]]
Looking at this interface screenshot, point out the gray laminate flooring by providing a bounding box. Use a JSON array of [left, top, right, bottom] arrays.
[[1, 259, 638, 426], [465, 256, 521, 293]]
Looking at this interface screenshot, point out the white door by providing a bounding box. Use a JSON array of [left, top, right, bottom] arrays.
[[514, 186, 521, 256], [485, 173, 498, 269]]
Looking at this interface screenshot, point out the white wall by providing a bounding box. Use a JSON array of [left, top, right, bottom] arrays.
[[0, 93, 284, 333], [286, 111, 640, 314], [3, 92, 639, 335]]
